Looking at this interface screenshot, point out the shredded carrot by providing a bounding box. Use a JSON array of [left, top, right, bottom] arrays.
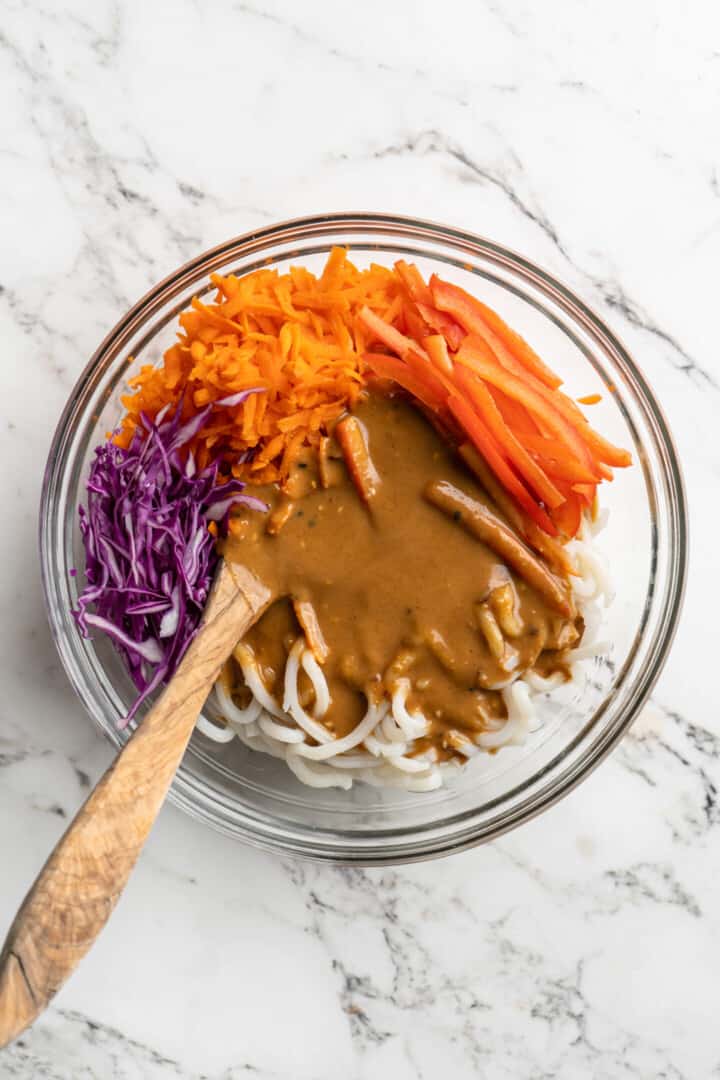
[[117, 249, 629, 539], [117, 249, 405, 482]]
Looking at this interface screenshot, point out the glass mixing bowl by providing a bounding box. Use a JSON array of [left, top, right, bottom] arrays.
[[40, 213, 688, 864]]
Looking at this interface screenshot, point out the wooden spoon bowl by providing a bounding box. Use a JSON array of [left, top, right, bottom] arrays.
[[0, 561, 271, 1049]]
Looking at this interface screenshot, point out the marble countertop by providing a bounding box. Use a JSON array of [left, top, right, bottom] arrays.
[[1, 2, 717, 1076]]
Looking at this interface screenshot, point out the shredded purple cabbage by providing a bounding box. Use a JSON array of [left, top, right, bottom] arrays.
[[73, 401, 266, 726]]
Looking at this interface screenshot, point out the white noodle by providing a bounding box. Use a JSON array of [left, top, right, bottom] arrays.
[[391, 680, 430, 739], [384, 753, 434, 774], [286, 751, 352, 790], [214, 680, 261, 727], [301, 649, 331, 717], [258, 714, 306, 744], [201, 511, 612, 791], [291, 701, 388, 761], [567, 640, 612, 664], [236, 645, 286, 719], [364, 733, 409, 758], [381, 712, 408, 743], [195, 712, 236, 743], [283, 638, 335, 744], [359, 765, 443, 792], [477, 681, 533, 749], [453, 739, 479, 759], [326, 753, 383, 769], [522, 669, 565, 693]]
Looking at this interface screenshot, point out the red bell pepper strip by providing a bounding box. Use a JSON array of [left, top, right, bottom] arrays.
[[423, 334, 454, 377], [364, 353, 446, 413], [447, 393, 557, 535], [456, 338, 604, 481], [551, 491, 583, 538], [453, 366, 565, 510], [430, 276, 562, 388], [394, 262, 466, 350], [358, 306, 430, 362]]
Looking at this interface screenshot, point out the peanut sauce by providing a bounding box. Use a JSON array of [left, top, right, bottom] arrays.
[[222, 392, 581, 761]]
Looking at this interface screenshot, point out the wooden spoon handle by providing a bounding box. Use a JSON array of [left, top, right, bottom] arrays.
[[0, 561, 270, 1048]]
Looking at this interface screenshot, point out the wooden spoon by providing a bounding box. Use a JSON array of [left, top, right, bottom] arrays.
[[0, 560, 271, 1048]]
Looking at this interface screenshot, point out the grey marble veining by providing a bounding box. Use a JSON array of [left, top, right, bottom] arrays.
[[1, 1, 718, 1077]]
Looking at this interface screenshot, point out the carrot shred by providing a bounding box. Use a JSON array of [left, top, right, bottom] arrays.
[[118, 249, 404, 481], [118, 248, 629, 541]]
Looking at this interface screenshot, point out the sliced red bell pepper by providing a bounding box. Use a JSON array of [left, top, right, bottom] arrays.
[[423, 334, 454, 377], [524, 376, 632, 469], [431, 278, 631, 469], [364, 353, 446, 413], [453, 365, 565, 510], [415, 302, 466, 351], [394, 262, 466, 350], [404, 347, 455, 397], [403, 301, 431, 346], [488, 385, 542, 440], [447, 393, 557, 535], [519, 432, 599, 484], [456, 338, 603, 482], [430, 276, 562, 388], [551, 494, 583, 538], [394, 260, 434, 305], [572, 483, 598, 506], [358, 306, 430, 362]]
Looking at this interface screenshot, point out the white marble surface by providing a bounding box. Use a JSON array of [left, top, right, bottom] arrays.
[[0, 1, 717, 1076]]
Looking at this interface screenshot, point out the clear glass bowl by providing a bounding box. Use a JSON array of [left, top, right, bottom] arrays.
[[39, 213, 688, 864]]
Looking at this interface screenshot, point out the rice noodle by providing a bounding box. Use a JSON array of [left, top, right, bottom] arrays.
[[301, 648, 331, 717], [201, 511, 612, 792], [282, 638, 335, 744], [257, 714, 306, 744], [234, 644, 286, 719], [286, 750, 353, 790], [195, 712, 236, 743], [390, 680, 430, 739], [290, 700, 388, 761], [214, 678, 261, 727]]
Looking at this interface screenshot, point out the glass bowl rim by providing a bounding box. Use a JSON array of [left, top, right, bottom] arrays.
[[39, 211, 689, 864]]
